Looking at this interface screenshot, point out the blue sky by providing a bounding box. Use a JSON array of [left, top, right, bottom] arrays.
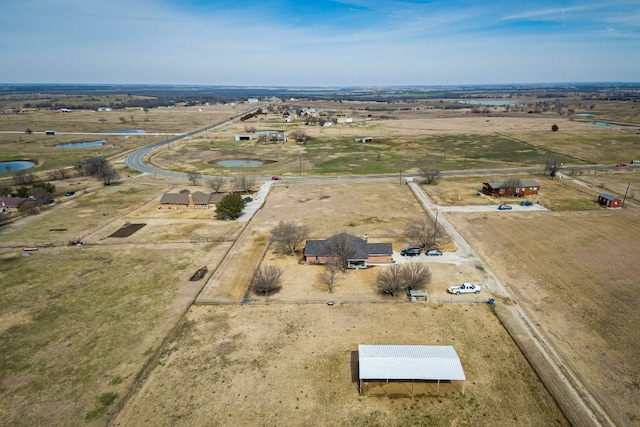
[[1, 0, 638, 86]]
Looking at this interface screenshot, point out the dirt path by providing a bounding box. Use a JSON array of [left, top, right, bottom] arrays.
[[407, 179, 614, 427]]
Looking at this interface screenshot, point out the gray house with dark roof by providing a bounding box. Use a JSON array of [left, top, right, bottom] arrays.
[[304, 233, 393, 268]]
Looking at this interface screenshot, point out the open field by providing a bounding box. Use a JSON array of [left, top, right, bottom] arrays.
[[1, 92, 640, 426], [113, 303, 567, 427], [447, 208, 640, 425]]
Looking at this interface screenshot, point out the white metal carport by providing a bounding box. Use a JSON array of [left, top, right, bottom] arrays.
[[358, 344, 466, 394]]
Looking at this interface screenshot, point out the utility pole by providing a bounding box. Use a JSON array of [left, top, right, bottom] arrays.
[[622, 182, 631, 207]]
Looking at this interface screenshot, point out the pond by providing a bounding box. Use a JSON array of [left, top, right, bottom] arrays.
[[216, 160, 264, 167], [104, 129, 146, 134], [587, 121, 622, 128], [459, 100, 522, 106], [56, 140, 106, 148], [0, 160, 35, 172]]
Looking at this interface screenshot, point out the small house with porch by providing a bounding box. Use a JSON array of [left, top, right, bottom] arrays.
[[482, 179, 540, 197], [597, 193, 622, 208], [304, 233, 393, 268], [159, 191, 223, 210]]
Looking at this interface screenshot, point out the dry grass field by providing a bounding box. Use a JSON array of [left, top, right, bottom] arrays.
[[1, 95, 640, 426], [113, 303, 567, 427]]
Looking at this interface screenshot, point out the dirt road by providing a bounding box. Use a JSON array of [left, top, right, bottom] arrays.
[[407, 179, 614, 427]]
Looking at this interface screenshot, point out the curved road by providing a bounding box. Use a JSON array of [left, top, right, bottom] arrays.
[[124, 107, 261, 177]]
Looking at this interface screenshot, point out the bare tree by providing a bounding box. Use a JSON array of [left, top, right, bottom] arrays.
[[544, 158, 560, 178], [325, 232, 359, 271], [187, 171, 202, 185], [316, 261, 343, 293], [289, 129, 310, 144], [13, 170, 36, 186], [375, 263, 432, 298], [404, 215, 445, 249], [99, 117, 107, 124], [400, 263, 432, 290], [250, 265, 283, 296], [50, 168, 69, 181], [375, 264, 404, 298], [418, 162, 441, 184], [503, 176, 522, 190], [232, 175, 255, 193], [99, 165, 120, 185], [206, 177, 225, 193], [271, 220, 309, 255]]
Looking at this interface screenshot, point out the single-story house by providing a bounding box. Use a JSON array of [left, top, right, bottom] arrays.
[[0, 196, 27, 213], [304, 233, 393, 267], [597, 193, 622, 208], [482, 179, 540, 197], [159, 191, 223, 210], [358, 344, 467, 395]]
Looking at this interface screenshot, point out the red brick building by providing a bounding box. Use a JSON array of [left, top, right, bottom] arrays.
[[482, 179, 540, 197]]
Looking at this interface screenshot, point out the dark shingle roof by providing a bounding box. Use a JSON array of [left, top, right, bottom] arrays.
[[304, 233, 392, 260]]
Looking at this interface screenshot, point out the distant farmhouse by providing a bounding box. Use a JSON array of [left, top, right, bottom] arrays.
[[159, 191, 223, 210], [482, 179, 540, 197], [0, 196, 27, 214], [304, 233, 393, 268]]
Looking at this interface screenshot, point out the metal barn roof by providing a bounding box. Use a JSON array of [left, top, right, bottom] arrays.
[[358, 345, 466, 381]]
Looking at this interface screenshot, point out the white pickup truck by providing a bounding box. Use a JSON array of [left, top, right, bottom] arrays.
[[447, 283, 481, 295]]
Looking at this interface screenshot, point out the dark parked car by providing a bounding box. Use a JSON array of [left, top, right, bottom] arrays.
[[426, 249, 443, 256], [520, 200, 533, 206], [65, 191, 75, 196], [401, 247, 421, 256], [498, 204, 512, 210]]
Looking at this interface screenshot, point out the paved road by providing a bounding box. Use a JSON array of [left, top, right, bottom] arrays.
[[124, 107, 260, 177]]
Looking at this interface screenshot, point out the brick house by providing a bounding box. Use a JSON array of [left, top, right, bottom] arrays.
[[304, 233, 393, 268], [482, 179, 540, 197], [159, 191, 223, 210]]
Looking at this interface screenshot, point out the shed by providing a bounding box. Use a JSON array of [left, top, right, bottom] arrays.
[[409, 289, 428, 301], [597, 193, 622, 208], [358, 345, 466, 395]]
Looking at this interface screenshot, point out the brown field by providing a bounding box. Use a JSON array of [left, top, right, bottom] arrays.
[[2, 98, 640, 426], [113, 303, 567, 427]]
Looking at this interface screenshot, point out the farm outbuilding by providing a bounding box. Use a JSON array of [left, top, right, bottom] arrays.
[[597, 193, 622, 208], [358, 345, 466, 395]]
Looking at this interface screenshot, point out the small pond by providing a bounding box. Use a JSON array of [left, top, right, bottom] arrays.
[[459, 100, 522, 106], [56, 140, 106, 148], [104, 129, 146, 134], [0, 160, 35, 172], [587, 121, 622, 128], [216, 159, 264, 167]]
